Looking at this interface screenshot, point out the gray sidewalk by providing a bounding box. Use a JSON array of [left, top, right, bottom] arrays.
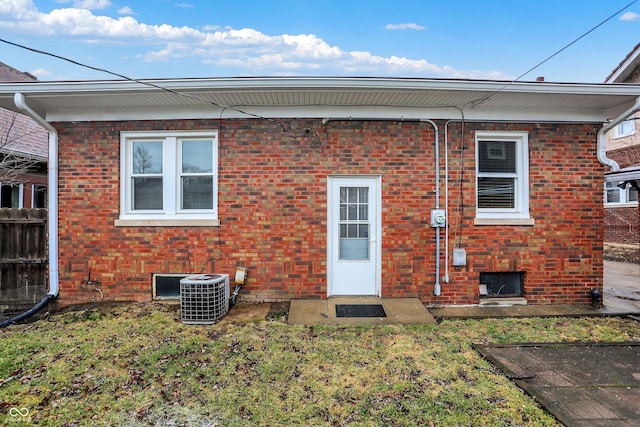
[[604, 260, 640, 306]]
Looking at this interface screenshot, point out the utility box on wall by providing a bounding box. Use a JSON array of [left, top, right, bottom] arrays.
[[430, 209, 446, 228], [453, 248, 467, 267]]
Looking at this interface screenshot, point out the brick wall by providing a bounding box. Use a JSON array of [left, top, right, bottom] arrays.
[[52, 119, 602, 307], [605, 206, 639, 245], [605, 146, 640, 246], [443, 122, 603, 305], [609, 145, 640, 168]]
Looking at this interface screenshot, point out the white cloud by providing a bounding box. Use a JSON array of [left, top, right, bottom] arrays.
[[0, 0, 40, 20], [202, 24, 230, 31], [118, 6, 134, 15], [56, 0, 112, 9], [385, 23, 426, 30], [30, 68, 52, 78], [1, 5, 204, 39], [0, 0, 506, 79], [620, 11, 639, 21], [76, 0, 111, 9]]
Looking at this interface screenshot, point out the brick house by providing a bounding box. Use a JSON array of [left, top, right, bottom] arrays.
[[604, 43, 640, 258], [0, 62, 47, 208], [0, 77, 639, 308]]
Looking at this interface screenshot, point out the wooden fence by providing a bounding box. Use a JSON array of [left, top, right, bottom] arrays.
[[0, 208, 48, 303]]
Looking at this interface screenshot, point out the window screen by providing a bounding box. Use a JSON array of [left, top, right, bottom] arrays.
[[181, 140, 214, 210], [132, 141, 163, 210], [477, 140, 517, 209], [153, 274, 189, 298]]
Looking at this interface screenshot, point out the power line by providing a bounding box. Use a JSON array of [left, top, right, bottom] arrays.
[[513, 0, 638, 83], [0, 38, 219, 102], [464, 0, 639, 108], [0, 37, 308, 139]]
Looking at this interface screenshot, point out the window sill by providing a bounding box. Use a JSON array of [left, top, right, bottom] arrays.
[[613, 133, 635, 139], [115, 218, 220, 227], [605, 202, 639, 208], [474, 217, 535, 226]]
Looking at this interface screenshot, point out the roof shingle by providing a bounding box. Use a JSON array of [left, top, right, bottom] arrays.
[[0, 61, 48, 160]]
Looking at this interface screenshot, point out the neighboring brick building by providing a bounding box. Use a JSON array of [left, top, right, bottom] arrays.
[[0, 62, 47, 208], [604, 43, 639, 255], [0, 77, 639, 308]]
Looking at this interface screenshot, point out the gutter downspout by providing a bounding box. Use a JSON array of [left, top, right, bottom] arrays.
[[597, 96, 640, 172], [421, 120, 442, 297], [0, 93, 59, 328]]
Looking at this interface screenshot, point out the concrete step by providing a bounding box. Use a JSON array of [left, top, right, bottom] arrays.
[[478, 297, 528, 307], [288, 297, 437, 326]]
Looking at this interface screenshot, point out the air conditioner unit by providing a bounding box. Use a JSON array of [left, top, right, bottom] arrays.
[[180, 274, 230, 325]]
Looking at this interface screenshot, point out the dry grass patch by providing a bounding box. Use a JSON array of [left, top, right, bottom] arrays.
[[1, 302, 638, 426]]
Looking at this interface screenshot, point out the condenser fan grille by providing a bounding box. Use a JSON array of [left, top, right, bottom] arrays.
[[180, 274, 230, 324]]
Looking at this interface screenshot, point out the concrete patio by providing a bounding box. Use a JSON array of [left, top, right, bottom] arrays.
[[475, 342, 640, 427]]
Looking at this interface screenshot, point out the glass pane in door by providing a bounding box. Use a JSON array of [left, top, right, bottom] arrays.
[[338, 187, 369, 260]]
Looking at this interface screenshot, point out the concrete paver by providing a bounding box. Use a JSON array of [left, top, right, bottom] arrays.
[[475, 343, 640, 427]]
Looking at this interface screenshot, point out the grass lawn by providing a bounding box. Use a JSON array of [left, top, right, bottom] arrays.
[[1, 302, 639, 426]]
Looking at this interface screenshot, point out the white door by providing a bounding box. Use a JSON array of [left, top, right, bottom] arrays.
[[328, 176, 381, 296]]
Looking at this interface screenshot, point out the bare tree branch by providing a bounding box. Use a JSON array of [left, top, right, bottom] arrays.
[[0, 109, 43, 185]]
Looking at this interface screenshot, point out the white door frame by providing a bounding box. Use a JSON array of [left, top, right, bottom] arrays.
[[327, 175, 382, 297]]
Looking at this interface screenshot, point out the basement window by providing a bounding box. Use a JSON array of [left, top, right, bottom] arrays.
[[479, 272, 524, 297], [153, 273, 189, 299]]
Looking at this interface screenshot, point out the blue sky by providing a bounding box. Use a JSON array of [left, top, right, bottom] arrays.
[[0, 0, 638, 82]]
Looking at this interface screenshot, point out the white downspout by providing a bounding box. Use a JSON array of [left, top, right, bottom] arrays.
[[421, 120, 442, 296], [14, 93, 59, 297], [597, 96, 640, 172]]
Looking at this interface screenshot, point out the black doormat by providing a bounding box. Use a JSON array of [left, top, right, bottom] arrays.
[[335, 304, 387, 318]]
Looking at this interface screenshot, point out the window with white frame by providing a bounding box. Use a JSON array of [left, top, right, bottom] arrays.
[[119, 131, 218, 225], [605, 181, 638, 205], [475, 131, 530, 222], [614, 116, 636, 139]]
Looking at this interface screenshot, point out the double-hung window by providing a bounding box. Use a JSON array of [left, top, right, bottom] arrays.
[[118, 131, 219, 226], [475, 131, 532, 225]]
